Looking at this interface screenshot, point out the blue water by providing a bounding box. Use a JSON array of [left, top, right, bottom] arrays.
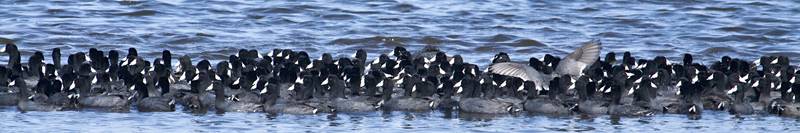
[[1, 0, 800, 132]]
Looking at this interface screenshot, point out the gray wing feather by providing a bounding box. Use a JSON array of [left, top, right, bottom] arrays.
[[488, 62, 549, 91]]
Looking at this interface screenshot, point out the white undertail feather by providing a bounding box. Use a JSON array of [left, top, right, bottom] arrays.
[[753, 58, 761, 66], [371, 59, 380, 65], [752, 81, 759, 88], [628, 87, 635, 95], [383, 73, 392, 78], [192, 74, 199, 81], [69, 82, 75, 90], [727, 85, 738, 94], [306, 62, 315, 69], [321, 78, 329, 85], [260, 87, 268, 94], [739, 75, 747, 83], [360, 77, 365, 87]]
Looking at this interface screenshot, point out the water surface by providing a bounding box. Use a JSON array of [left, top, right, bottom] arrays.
[[1, 0, 799, 132]]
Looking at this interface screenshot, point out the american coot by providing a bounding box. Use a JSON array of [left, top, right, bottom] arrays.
[[728, 82, 753, 115], [382, 77, 435, 112], [16, 79, 63, 112], [134, 81, 175, 112], [262, 83, 318, 115], [76, 74, 132, 108], [329, 74, 380, 112], [608, 85, 653, 116], [664, 78, 704, 115], [524, 80, 572, 115], [457, 76, 516, 114], [575, 80, 609, 115], [488, 40, 601, 92], [213, 81, 262, 113], [2, 44, 22, 71]]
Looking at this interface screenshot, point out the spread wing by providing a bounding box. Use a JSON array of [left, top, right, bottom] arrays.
[[565, 41, 602, 65], [488, 62, 540, 82]]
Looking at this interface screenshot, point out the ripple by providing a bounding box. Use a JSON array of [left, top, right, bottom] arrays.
[[388, 3, 420, 13], [328, 36, 412, 45], [579, 7, 600, 12], [117, 0, 146, 6], [743, 17, 784, 23], [475, 34, 517, 42], [420, 36, 446, 44], [703, 7, 743, 11], [246, 8, 296, 14], [716, 27, 749, 32], [164, 36, 214, 44], [701, 46, 737, 55], [763, 29, 791, 36], [509, 39, 547, 47], [112, 10, 160, 17], [322, 14, 360, 20]]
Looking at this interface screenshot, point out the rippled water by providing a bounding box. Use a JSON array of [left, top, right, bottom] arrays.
[[1, 0, 800, 132]]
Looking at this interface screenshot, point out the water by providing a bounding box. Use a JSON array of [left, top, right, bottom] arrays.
[[1, 0, 799, 132]]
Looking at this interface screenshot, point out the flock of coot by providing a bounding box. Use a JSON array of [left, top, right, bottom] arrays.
[[1, 41, 799, 117]]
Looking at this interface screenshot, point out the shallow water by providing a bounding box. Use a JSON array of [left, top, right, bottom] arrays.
[[1, 0, 800, 132]]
